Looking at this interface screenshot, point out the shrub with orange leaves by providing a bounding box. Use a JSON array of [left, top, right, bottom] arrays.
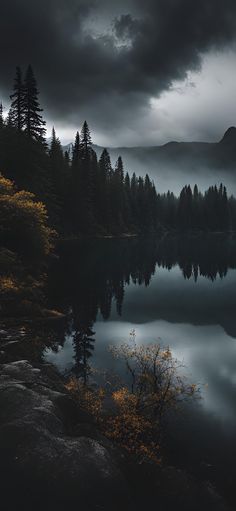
[[65, 377, 105, 420], [0, 172, 56, 316], [65, 332, 199, 465], [105, 387, 161, 463], [109, 332, 199, 422], [0, 173, 55, 262]]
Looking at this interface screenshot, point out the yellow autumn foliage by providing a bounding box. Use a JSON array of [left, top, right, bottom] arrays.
[[0, 275, 19, 293], [0, 172, 55, 261], [65, 378, 105, 419], [0, 173, 56, 317], [65, 334, 199, 465]]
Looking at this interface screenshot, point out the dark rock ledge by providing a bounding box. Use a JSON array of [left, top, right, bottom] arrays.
[[0, 360, 232, 511], [0, 360, 130, 511]]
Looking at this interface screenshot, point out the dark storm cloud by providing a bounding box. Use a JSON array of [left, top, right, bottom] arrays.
[[1, 0, 236, 139], [113, 14, 142, 41]]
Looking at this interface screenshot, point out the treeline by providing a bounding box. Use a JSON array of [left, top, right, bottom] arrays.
[[1, 66, 236, 235], [47, 234, 236, 371], [0, 66, 159, 234], [157, 184, 236, 232], [50, 123, 159, 234]]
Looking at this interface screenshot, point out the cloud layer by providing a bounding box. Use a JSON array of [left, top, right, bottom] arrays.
[[1, 0, 236, 144]]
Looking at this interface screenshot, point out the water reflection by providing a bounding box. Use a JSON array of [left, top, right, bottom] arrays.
[[72, 322, 95, 384], [7, 233, 233, 508], [1, 235, 235, 504], [45, 233, 236, 424], [47, 234, 236, 356], [42, 234, 236, 506]]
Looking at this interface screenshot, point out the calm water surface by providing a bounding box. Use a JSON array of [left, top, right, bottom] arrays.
[[45, 234, 236, 501]]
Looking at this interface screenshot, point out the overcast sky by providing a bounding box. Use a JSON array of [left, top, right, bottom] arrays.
[[1, 0, 236, 146]]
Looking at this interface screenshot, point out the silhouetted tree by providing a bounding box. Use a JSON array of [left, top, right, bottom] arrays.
[[110, 156, 126, 231], [23, 65, 46, 143], [0, 102, 4, 128], [49, 127, 70, 229], [6, 107, 14, 128], [70, 122, 95, 233], [73, 324, 95, 384], [80, 120, 92, 154], [115, 156, 124, 183], [49, 127, 67, 183], [72, 131, 80, 166], [97, 148, 112, 230], [9, 66, 24, 131], [1, 66, 235, 238], [64, 150, 70, 165]]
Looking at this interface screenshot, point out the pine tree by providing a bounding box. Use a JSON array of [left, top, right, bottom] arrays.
[[99, 148, 112, 177], [49, 127, 63, 161], [98, 149, 112, 230], [130, 173, 138, 227], [70, 122, 95, 233], [0, 102, 3, 128], [23, 65, 46, 143], [112, 156, 125, 230], [49, 126, 68, 220], [72, 131, 80, 166], [73, 323, 95, 384], [222, 185, 230, 231], [192, 184, 203, 229], [6, 107, 14, 128], [9, 66, 24, 131], [177, 186, 193, 230], [123, 172, 132, 229], [64, 150, 70, 165], [80, 121, 92, 153], [115, 156, 124, 183], [124, 172, 130, 191]]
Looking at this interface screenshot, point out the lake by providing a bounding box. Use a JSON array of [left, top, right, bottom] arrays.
[[45, 234, 236, 505]]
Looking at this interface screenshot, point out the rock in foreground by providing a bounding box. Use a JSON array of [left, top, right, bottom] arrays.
[[0, 359, 232, 511], [0, 360, 130, 511]]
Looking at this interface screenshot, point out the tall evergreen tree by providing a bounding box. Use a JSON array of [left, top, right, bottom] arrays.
[[222, 185, 230, 230], [115, 156, 124, 183], [64, 150, 70, 165], [0, 102, 3, 128], [97, 148, 112, 229], [123, 172, 132, 227], [73, 325, 95, 384], [49, 127, 64, 163], [177, 185, 193, 230], [9, 66, 24, 131], [112, 156, 125, 230], [124, 172, 130, 191], [99, 148, 112, 177], [6, 107, 14, 128], [49, 127, 69, 225], [80, 121, 92, 154], [70, 123, 95, 233], [72, 131, 80, 166], [23, 65, 46, 143]]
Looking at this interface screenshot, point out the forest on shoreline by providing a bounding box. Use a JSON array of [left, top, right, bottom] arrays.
[[1, 65, 236, 238], [1, 67, 236, 511], [1, 66, 236, 318]]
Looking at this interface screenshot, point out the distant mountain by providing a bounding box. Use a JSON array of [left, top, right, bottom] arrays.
[[63, 128, 236, 194]]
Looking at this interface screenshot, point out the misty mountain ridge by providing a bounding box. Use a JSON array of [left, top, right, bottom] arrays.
[[63, 127, 236, 194]]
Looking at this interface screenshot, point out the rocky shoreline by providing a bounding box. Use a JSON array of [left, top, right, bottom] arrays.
[[0, 359, 132, 510], [0, 346, 232, 511]]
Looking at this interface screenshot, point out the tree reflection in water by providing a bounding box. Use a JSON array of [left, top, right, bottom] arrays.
[[46, 234, 236, 378]]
